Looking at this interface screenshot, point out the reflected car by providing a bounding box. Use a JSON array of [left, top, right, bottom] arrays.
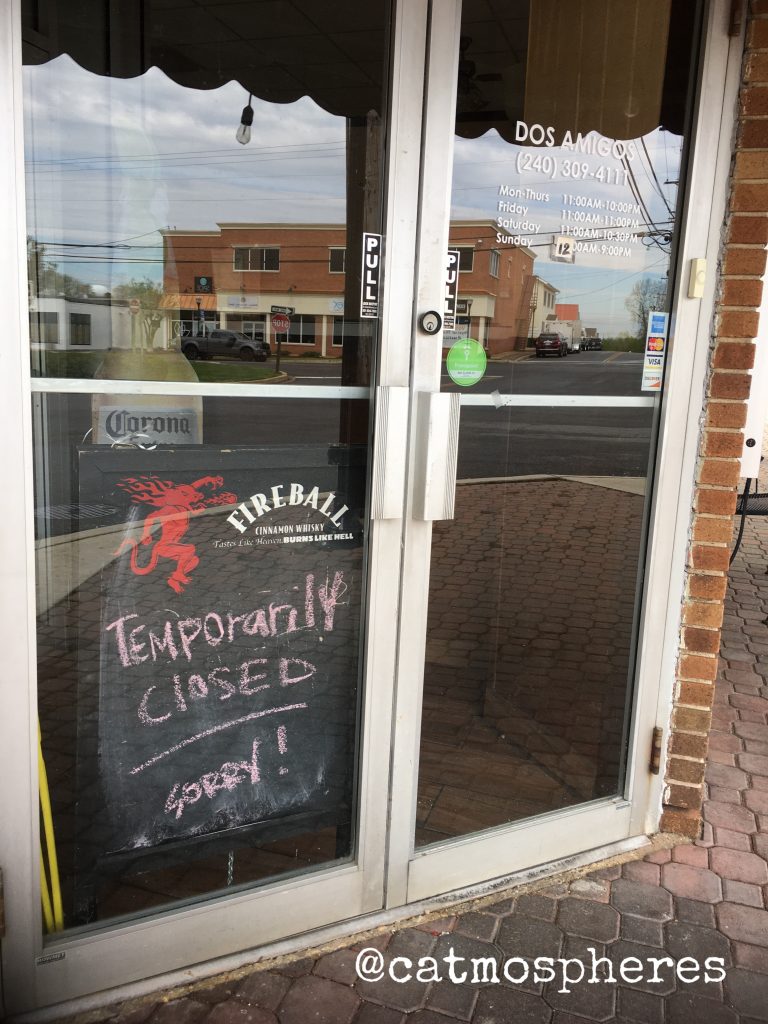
[[535, 332, 568, 358], [182, 329, 271, 362]]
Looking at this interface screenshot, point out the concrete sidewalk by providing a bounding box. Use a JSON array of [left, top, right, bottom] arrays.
[[51, 513, 768, 1024]]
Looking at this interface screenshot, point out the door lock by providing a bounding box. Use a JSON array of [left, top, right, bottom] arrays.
[[419, 310, 443, 335]]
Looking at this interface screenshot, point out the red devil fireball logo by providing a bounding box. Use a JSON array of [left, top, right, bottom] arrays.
[[115, 475, 237, 593]]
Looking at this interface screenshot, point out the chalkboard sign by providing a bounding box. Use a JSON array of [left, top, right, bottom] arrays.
[[75, 445, 366, 889]]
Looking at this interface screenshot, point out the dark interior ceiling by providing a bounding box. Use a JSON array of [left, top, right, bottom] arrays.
[[22, 0, 696, 139]]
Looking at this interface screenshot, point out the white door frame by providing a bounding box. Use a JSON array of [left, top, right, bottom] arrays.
[[384, 0, 742, 906]]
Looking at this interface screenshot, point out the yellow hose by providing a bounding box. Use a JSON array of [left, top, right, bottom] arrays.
[[38, 723, 63, 931], [39, 857, 54, 934]]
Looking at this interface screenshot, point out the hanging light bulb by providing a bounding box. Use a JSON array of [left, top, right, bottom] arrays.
[[236, 93, 254, 145]]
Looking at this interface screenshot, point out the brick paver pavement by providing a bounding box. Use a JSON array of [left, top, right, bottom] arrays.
[[418, 478, 642, 845], [50, 508, 768, 1024]]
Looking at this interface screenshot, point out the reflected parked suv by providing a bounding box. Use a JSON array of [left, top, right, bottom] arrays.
[[182, 329, 271, 362], [535, 332, 568, 358]]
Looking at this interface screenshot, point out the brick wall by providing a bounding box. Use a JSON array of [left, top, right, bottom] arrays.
[[661, 0, 768, 838], [445, 223, 536, 356], [164, 226, 348, 296]]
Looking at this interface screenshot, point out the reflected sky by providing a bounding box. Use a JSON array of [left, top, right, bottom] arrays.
[[451, 126, 681, 336], [24, 55, 683, 336], [24, 57, 347, 292]]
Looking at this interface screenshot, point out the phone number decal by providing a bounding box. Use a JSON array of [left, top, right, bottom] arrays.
[[516, 151, 628, 186]]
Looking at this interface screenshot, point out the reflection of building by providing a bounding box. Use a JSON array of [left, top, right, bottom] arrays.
[[162, 224, 349, 356], [162, 222, 535, 357], [447, 223, 535, 355], [549, 302, 588, 348], [528, 276, 560, 338], [28, 296, 131, 350], [555, 302, 580, 321]]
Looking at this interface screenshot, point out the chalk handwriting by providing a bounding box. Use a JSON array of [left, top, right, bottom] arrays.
[[130, 703, 307, 775], [137, 656, 316, 725], [104, 570, 347, 668], [277, 723, 288, 774], [318, 570, 347, 631], [164, 735, 263, 819]]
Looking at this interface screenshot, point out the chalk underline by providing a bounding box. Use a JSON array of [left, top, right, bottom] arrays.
[[130, 703, 309, 775]]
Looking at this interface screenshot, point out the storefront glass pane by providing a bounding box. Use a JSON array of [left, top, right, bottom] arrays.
[[24, 1, 390, 931], [23, 1, 383, 383], [416, 0, 700, 846]]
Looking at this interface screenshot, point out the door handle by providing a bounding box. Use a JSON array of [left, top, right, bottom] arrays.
[[371, 386, 409, 520], [413, 391, 460, 521]]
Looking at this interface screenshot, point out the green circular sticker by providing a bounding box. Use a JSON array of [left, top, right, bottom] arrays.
[[446, 338, 487, 387]]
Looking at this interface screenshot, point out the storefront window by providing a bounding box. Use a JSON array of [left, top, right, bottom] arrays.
[[24, 0, 390, 932], [29, 310, 59, 344], [288, 315, 318, 346], [69, 312, 92, 346]]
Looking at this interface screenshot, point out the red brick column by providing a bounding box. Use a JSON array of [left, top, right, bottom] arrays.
[[661, 1, 768, 838]]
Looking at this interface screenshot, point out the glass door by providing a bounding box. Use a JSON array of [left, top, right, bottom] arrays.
[[389, 0, 706, 904], [3, 0, 427, 1012]]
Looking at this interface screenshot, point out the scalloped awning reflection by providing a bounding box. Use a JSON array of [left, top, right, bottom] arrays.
[[22, 0, 690, 141], [21, 0, 387, 120]]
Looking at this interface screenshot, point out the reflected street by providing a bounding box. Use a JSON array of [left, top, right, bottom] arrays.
[[207, 350, 653, 480], [34, 350, 654, 526]]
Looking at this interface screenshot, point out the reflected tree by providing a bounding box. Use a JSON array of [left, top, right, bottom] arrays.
[[113, 278, 164, 351], [27, 238, 90, 298], [625, 275, 668, 340]]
